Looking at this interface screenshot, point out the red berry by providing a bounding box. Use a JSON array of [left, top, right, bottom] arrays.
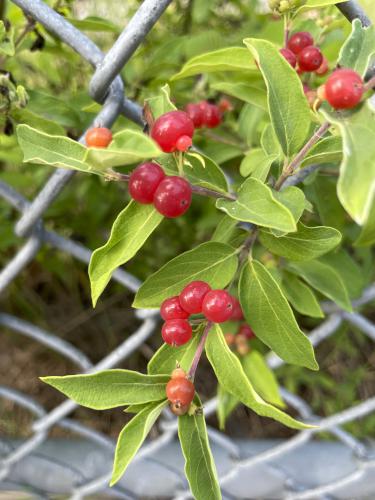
[[298, 46, 323, 72], [151, 110, 194, 153], [166, 377, 195, 407], [230, 297, 244, 321], [287, 31, 314, 55], [162, 319, 192, 346], [153, 176, 192, 218], [128, 162, 165, 204], [218, 98, 233, 113], [185, 103, 204, 128], [160, 296, 190, 321], [179, 281, 211, 314], [315, 57, 329, 76], [280, 48, 297, 68], [202, 290, 234, 323], [200, 102, 222, 128], [175, 135, 192, 152], [238, 324, 255, 340], [325, 68, 363, 109], [171, 367, 187, 379], [85, 127, 112, 148]]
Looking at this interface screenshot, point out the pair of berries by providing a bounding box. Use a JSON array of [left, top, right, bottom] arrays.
[[166, 368, 195, 416], [151, 110, 194, 153], [225, 324, 255, 356], [160, 281, 236, 347], [284, 31, 325, 73], [129, 162, 192, 218], [185, 101, 222, 129]]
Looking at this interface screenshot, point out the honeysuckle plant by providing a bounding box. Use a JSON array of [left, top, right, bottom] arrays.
[[7, 0, 375, 497]]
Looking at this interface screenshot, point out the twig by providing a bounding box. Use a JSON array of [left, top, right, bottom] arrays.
[[188, 321, 212, 380], [274, 121, 331, 191]]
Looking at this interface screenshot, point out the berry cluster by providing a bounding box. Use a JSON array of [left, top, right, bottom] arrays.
[[279, 31, 364, 110], [166, 368, 195, 416], [225, 323, 255, 356], [185, 100, 223, 129], [129, 162, 192, 218], [160, 281, 238, 347]]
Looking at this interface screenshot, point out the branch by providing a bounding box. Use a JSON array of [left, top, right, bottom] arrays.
[[188, 322, 212, 380], [336, 1, 371, 28]]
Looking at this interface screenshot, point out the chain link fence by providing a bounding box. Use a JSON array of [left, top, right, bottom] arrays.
[[0, 0, 375, 498]]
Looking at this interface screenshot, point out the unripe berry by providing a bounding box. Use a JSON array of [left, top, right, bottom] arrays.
[[160, 296, 190, 321], [151, 110, 194, 153], [235, 334, 250, 356], [162, 319, 192, 346], [166, 377, 195, 407], [85, 127, 112, 148], [202, 290, 234, 323], [305, 89, 318, 109], [129, 162, 165, 204], [179, 281, 211, 314], [238, 324, 255, 340], [171, 367, 187, 379], [317, 84, 327, 101], [230, 297, 244, 321], [153, 176, 192, 218], [297, 46, 323, 72], [201, 102, 222, 128], [175, 135, 192, 152], [224, 333, 235, 346], [287, 31, 314, 55], [170, 402, 190, 416], [218, 98, 233, 113], [185, 103, 204, 128], [325, 68, 363, 109], [280, 48, 297, 68], [315, 57, 329, 76]]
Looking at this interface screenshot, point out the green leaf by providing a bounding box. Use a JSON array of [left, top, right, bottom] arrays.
[[0, 21, 14, 56], [216, 178, 296, 233], [300, 136, 342, 168], [338, 19, 375, 77], [261, 123, 282, 158], [355, 201, 375, 246], [239, 259, 318, 370], [324, 103, 375, 226], [172, 47, 256, 80], [211, 82, 267, 110], [281, 272, 324, 318], [239, 148, 277, 181], [217, 385, 239, 430], [206, 324, 314, 428], [288, 260, 352, 311], [133, 242, 238, 309], [259, 222, 342, 261], [159, 152, 228, 193], [211, 216, 239, 244], [89, 202, 163, 306], [148, 331, 201, 375], [111, 400, 167, 486], [319, 250, 365, 299], [242, 351, 285, 408], [271, 186, 306, 237], [178, 398, 222, 500], [68, 16, 120, 33], [243, 38, 311, 157], [295, 0, 346, 14], [11, 108, 66, 135], [124, 402, 152, 414], [41, 370, 169, 409], [145, 83, 176, 119]]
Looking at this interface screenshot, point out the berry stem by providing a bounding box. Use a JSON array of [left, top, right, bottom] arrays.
[[364, 74, 375, 91], [283, 13, 290, 47], [177, 151, 184, 177], [188, 321, 213, 380], [274, 121, 331, 191]]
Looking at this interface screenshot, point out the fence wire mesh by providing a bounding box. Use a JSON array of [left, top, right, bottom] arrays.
[[0, 0, 374, 498]]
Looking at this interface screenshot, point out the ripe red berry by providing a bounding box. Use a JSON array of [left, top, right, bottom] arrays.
[[160, 296, 190, 321], [166, 377, 195, 407], [238, 324, 255, 340], [297, 46, 323, 72], [162, 319, 192, 346], [202, 290, 234, 323], [315, 57, 329, 76], [151, 110, 194, 153], [153, 176, 192, 218], [230, 297, 244, 321], [85, 127, 112, 148], [287, 31, 314, 55], [200, 102, 222, 128], [175, 135, 192, 152], [179, 281, 211, 314], [185, 103, 204, 128], [129, 162, 165, 204], [325, 68, 363, 109], [279, 48, 297, 68]]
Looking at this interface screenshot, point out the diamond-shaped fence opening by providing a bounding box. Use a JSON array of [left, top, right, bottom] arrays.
[[1, 1, 375, 498]]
